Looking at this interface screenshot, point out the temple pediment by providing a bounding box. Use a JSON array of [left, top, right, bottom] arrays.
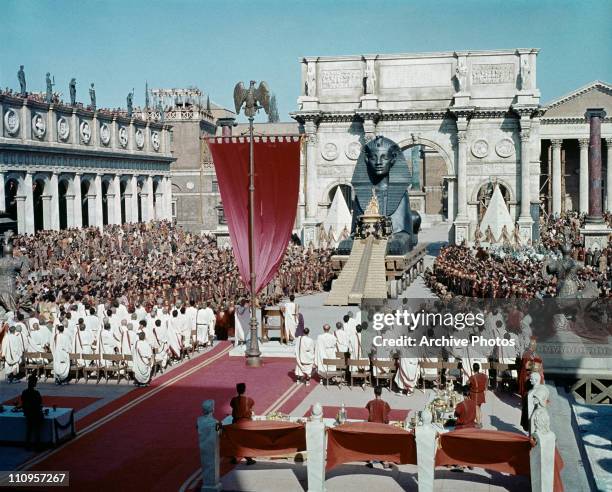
[[543, 81, 612, 118]]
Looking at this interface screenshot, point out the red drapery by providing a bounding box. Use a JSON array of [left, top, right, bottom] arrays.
[[220, 420, 306, 458], [326, 422, 417, 471], [208, 136, 301, 294], [435, 429, 564, 492]]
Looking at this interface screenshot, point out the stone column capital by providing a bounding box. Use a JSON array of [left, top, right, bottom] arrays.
[[520, 130, 531, 142], [578, 138, 589, 148], [585, 108, 606, 121], [456, 131, 468, 144], [550, 139, 563, 149], [605, 137, 612, 146]]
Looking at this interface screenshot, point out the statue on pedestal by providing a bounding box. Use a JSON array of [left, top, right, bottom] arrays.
[[69, 78, 77, 106], [0, 231, 27, 314], [338, 136, 420, 255]]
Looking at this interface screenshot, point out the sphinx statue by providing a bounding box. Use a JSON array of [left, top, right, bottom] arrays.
[[337, 136, 420, 255]]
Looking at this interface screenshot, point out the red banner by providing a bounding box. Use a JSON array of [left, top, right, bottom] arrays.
[[208, 136, 301, 294]]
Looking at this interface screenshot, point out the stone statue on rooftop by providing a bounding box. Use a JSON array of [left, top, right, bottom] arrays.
[[45, 73, 54, 103], [69, 78, 77, 106], [17, 66, 26, 95], [127, 89, 134, 117], [89, 83, 96, 110]]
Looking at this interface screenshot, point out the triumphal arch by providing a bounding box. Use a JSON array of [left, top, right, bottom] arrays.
[[291, 49, 541, 245]]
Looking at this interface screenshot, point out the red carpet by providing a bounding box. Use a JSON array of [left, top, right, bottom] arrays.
[[22, 344, 299, 492], [304, 405, 411, 421], [3, 396, 100, 413]]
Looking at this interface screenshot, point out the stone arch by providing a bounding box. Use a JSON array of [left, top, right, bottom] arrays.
[[31, 173, 50, 231], [4, 173, 22, 223], [320, 180, 353, 208], [397, 136, 454, 175], [469, 177, 516, 204], [80, 175, 95, 227]]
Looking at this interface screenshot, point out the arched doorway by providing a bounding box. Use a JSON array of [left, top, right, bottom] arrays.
[[120, 180, 127, 224], [401, 144, 448, 221], [32, 178, 45, 232], [58, 180, 69, 230], [101, 180, 110, 225], [81, 180, 90, 227], [4, 178, 19, 223], [476, 181, 511, 222]]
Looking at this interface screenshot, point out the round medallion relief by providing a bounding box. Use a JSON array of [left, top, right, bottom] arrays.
[[135, 129, 145, 149], [186, 181, 195, 190], [151, 131, 160, 151], [495, 138, 515, 158], [31, 113, 46, 139], [345, 141, 362, 160], [321, 142, 338, 161], [4, 109, 20, 136], [100, 123, 111, 145], [80, 121, 91, 144], [118, 126, 128, 148], [57, 117, 70, 141], [471, 139, 489, 158]]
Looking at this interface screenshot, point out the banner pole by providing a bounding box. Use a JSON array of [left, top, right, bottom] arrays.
[[245, 115, 262, 367]]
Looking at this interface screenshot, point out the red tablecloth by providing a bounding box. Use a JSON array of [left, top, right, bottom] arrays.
[[435, 429, 564, 492], [220, 420, 306, 458], [326, 422, 416, 471]]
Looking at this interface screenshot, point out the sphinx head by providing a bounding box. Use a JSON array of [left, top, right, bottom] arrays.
[[364, 136, 400, 177]]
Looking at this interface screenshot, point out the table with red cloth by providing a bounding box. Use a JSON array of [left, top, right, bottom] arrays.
[[220, 420, 306, 458], [326, 422, 417, 471], [435, 428, 564, 492]]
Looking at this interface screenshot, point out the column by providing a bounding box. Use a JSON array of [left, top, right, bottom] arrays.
[[0, 172, 5, 213], [21, 100, 31, 141], [47, 106, 56, 144], [586, 109, 606, 224], [143, 176, 154, 222], [551, 139, 562, 216], [111, 117, 118, 149], [519, 129, 532, 219], [163, 176, 172, 220], [65, 191, 75, 229], [71, 109, 78, 145], [23, 172, 35, 234], [87, 180, 97, 228], [129, 119, 135, 151], [73, 173, 82, 228], [92, 113, 99, 148], [579, 138, 589, 213], [446, 177, 455, 222], [154, 178, 164, 220], [112, 175, 122, 224], [304, 123, 318, 219], [94, 174, 104, 229], [606, 138, 612, 213], [455, 129, 468, 219]]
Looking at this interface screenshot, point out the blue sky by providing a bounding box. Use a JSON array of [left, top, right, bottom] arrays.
[[2, 0, 611, 122]]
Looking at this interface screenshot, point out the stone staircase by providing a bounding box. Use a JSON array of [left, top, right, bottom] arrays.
[[325, 236, 388, 305]]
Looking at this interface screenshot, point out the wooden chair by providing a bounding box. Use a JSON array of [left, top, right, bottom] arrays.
[[371, 359, 396, 389], [261, 307, 285, 343], [23, 351, 43, 378], [420, 360, 442, 389], [347, 359, 371, 388], [80, 354, 101, 383], [40, 352, 54, 381], [101, 354, 128, 383], [123, 354, 134, 382], [319, 358, 346, 388], [442, 361, 460, 385], [69, 354, 81, 382]]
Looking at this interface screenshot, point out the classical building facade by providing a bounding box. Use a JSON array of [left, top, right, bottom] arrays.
[[291, 49, 543, 245], [539, 81, 612, 215], [0, 93, 173, 234]]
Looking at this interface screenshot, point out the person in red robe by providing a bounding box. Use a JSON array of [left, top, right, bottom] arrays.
[[365, 386, 392, 469], [229, 382, 256, 465], [518, 337, 544, 397], [454, 385, 478, 429], [468, 362, 488, 426]]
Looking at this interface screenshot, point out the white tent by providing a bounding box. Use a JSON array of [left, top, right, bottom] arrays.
[[478, 184, 514, 243], [322, 188, 352, 246]]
